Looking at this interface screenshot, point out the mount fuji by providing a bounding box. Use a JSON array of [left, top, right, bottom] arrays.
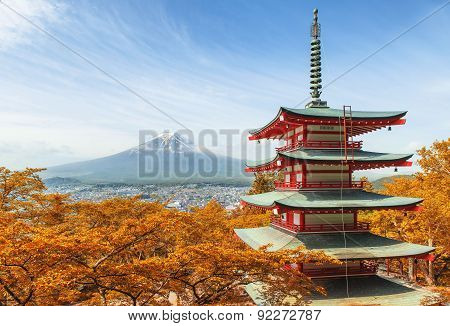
[[42, 132, 249, 185]]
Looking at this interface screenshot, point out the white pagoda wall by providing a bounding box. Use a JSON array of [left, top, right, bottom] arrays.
[[306, 125, 344, 142], [306, 172, 350, 183], [285, 164, 351, 184], [282, 124, 351, 143]]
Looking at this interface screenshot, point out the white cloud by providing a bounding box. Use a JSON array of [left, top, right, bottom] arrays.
[[0, 0, 63, 49], [0, 140, 77, 169], [406, 141, 424, 152], [0, 0, 448, 171]]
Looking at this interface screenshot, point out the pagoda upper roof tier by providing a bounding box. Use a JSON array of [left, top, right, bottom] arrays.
[[249, 107, 407, 140], [240, 189, 422, 210], [234, 226, 434, 259], [246, 149, 413, 171]]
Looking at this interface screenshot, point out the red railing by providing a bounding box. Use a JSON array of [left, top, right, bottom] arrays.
[[276, 140, 362, 152], [304, 263, 377, 278], [271, 218, 370, 233], [274, 180, 364, 190]]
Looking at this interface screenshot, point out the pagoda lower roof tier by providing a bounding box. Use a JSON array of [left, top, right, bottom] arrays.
[[241, 189, 422, 210], [246, 149, 413, 171], [249, 107, 407, 140], [234, 226, 434, 259], [246, 275, 438, 306]]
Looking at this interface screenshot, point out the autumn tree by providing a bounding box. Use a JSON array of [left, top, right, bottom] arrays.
[[228, 205, 272, 230], [47, 199, 335, 306], [0, 168, 334, 306], [154, 201, 335, 305], [49, 197, 179, 305], [0, 167, 46, 214], [247, 172, 282, 195], [360, 176, 374, 192], [361, 139, 449, 286], [0, 167, 73, 305]]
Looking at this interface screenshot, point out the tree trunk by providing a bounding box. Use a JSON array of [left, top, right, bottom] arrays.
[[99, 289, 107, 305], [428, 239, 435, 285], [417, 260, 434, 285], [428, 261, 434, 283], [408, 258, 416, 282]]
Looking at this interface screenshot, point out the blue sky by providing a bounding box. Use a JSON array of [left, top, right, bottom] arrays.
[[0, 0, 449, 175]]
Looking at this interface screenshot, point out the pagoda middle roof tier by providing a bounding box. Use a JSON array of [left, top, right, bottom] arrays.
[[249, 107, 407, 140], [241, 189, 422, 210], [246, 149, 413, 170], [234, 226, 434, 259]]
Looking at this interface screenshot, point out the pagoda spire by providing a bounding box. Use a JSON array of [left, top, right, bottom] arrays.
[[306, 8, 328, 109]]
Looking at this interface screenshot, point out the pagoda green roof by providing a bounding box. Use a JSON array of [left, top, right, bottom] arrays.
[[296, 232, 434, 259], [249, 107, 407, 135], [235, 226, 303, 251], [246, 149, 413, 168], [246, 275, 437, 306], [282, 107, 407, 119], [240, 189, 422, 209], [309, 276, 438, 306], [234, 226, 434, 259]]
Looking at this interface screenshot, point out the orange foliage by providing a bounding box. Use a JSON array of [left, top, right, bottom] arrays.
[[247, 172, 282, 195], [0, 168, 333, 306], [361, 139, 449, 286]]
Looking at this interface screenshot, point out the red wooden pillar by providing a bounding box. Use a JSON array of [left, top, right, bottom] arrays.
[[353, 211, 357, 229], [290, 171, 296, 188], [293, 131, 299, 146], [277, 206, 284, 218], [287, 211, 293, 226], [302, 123, 308, 142]]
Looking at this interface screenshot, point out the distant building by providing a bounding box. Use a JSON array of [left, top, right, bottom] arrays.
[[166, 201, 181, 209], [225, 204, 237, 211]]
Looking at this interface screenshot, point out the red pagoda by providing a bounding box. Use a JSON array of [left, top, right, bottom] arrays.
[[235, 9, 435, 305]]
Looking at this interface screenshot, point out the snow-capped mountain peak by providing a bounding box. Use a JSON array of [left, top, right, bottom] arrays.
[[129, 131, 196, 154]]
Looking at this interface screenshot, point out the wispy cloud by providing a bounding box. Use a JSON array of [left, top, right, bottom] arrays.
[[0, 0, 448, 170], [0, 140, 75, 168], [0, 0, 64, 49]]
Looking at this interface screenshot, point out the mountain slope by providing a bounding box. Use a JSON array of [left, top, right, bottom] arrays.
[[372, 174, 414, 191], [42, 132, 249, 184]]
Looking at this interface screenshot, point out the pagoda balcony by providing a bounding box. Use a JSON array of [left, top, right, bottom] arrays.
[[271, 218, 370, 233], [303, 262, 377, 278], [276, 140, 362, 152], [274, 180, 365, 190]]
